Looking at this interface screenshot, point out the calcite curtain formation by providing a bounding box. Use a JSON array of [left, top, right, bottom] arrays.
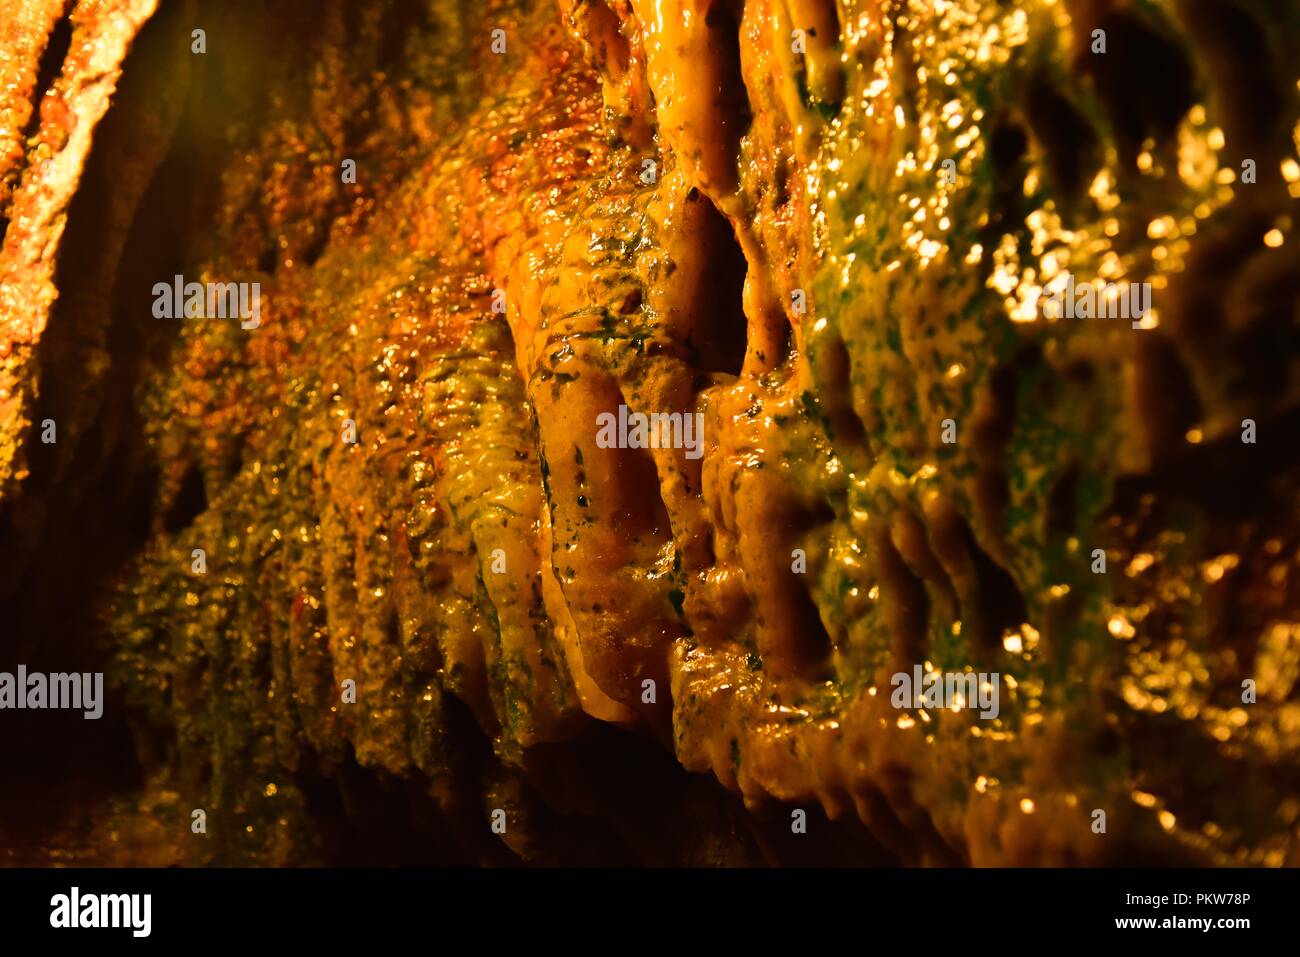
[[1, 0, 1299, 865]]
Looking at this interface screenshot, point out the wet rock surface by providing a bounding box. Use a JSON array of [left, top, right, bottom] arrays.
[[2, 0, 1299, 865]]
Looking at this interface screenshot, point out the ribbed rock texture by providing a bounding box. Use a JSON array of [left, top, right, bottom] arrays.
[[2, 0, 1299, 865]]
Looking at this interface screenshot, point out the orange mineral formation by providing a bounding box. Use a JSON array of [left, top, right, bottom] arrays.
[[1, 0, 1298, 865]]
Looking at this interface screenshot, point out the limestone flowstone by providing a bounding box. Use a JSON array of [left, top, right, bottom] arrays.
[[2, 0, 1299, 866]]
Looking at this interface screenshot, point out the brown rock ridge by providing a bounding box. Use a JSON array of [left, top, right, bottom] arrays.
[[1, 0, 1298, 866]]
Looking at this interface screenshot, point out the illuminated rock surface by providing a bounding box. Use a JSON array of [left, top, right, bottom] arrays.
[[1, 0, 1299, 865]]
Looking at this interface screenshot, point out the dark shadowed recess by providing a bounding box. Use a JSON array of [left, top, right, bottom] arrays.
[[0, 0, 197, 866]]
